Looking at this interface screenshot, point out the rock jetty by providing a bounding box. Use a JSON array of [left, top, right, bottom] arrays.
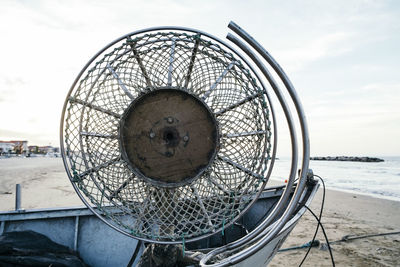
[[310, 156, 384, 162]]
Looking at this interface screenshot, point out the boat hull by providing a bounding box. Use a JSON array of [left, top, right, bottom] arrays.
[[0, 182, 318, 266]]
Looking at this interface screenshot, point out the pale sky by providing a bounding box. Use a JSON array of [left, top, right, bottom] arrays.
[[0, 0, 399, 156]]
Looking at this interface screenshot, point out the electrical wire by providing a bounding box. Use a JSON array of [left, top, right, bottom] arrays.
[[126, 240, 143, 267], [279, 230, 400, 252], [330, 231, 400, 244], [279, 172, 399, 266], [298, 174, 327, 266], [304, 205, 335, 267]]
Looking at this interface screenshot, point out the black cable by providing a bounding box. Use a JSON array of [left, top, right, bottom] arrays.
[[279, 230, 400, 252], [305, 205, 335, 267], [298, 174, 326, 266], [126, 240, 143, 267], [331, 231, 400, 244]]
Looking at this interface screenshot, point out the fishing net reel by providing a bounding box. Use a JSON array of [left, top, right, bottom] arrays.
[[60, 22, 309, 252]]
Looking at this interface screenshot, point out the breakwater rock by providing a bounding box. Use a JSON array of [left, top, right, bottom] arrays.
[[310, 156, 384, 162]]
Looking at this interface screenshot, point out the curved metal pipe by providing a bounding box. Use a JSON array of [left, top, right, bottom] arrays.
[[200, 21, 310, 266], [199, 35, 300, 267]]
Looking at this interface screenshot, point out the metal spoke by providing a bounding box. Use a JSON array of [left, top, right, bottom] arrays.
[[78, 157, 121, 179], [218, 156, 265, 181], [68, 97, 121, 118], [184, 36, 200, 89], [191, 186, 214, 228], [80, 132, 118, 139], [215, 92, 262, 116], [106, 64, 135, 99], [167, 38, 176, 86], [110, 175, 134, 200], [207, 175, 231, 195], [132, 190, 152, 232], [202, 61, 236, 100], [223, 130, 268, 138], [128, 41, 152, 88]]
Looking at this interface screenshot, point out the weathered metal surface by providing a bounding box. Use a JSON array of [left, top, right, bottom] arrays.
[[0, 182, 318, 267], [0, 206, 142, 267], [120, 89, 218, 187]]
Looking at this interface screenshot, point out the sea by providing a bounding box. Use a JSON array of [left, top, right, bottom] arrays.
[[270, 156, 400, 202]]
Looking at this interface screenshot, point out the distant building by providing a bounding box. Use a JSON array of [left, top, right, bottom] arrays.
[[37, 146, 59, 154], [28, 145, 39, 154], [0, 140, 28, 155], [0, 141, 14, 155], [1, 141, 60, 156]]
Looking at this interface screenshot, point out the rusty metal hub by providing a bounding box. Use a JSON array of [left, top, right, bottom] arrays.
[[120, 88, 219, 187]]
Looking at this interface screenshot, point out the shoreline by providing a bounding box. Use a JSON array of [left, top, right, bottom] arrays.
[[270, 177, 400, 203], [310, 156, 384, 162], [317, 186, 400, 203]]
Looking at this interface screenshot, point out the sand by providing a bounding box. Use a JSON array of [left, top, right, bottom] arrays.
[[270, 188, 400, 266], [0, 157, 81, 210], [1, 157, 399, 266]]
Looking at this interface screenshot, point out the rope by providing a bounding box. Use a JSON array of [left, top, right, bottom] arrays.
[[279, 240, 320, 252]]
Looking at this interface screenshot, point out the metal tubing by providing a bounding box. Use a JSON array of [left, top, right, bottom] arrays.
[[228, 21, 310, 176], [80, 132, 117, 138], [78, 157, 121, 179], [0, 221, 5, 235], [184, 36, 201, 89], [218, 156, 264, 180], [128, 42, 152, 88], [202, 61, 236, 100], [106, 64, 135, 99], [224, 130, 268, 138], [167, 38, 176, 86], [15, 184, 21, 211], [214, 92, 261, 116], [200, 21, 310, 266], [69, 97, 121, 118], [74, 216, 79, 251], [201, 31, 299, 258], [191, 186, 214, 228]]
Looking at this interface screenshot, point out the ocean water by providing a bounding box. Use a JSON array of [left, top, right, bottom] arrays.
[[270, 156, 400, 202]]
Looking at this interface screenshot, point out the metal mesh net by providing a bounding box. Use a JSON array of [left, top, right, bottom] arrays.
[[62, 30, 272, 243]]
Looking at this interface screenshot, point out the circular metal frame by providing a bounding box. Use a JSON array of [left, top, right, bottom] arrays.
[[60, 25, 275, 244]]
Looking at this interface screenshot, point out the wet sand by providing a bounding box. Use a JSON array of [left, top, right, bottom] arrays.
[[1, 157, 399, 266]]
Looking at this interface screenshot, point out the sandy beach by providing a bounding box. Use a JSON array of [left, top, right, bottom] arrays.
[[1, 157, 399, 266], [270, 187, 400, 266], [0, 157, 82, 210]]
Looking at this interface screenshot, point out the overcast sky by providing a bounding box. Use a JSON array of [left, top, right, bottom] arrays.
[[0, 0, 399, 156]]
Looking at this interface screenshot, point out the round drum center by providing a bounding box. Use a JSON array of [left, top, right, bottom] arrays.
[[163, 127, 179, 147], [120, 89, 218, 187]]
